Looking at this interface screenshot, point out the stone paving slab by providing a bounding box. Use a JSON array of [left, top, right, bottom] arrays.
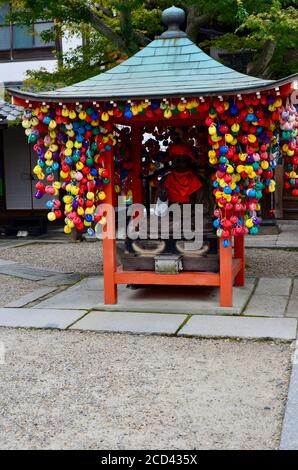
[[255, 277, 292, 297], [70, 311, 187, 335], [0, 240, 35, 249], [37, 273, 84, 287], [0, 259, 18, 266], [0, 264, 64, 281], [280, 344, 298, 449], [178, 315, 297, 340], [5, 286, 57, 308], [244, 294, 288, 317], [0, 308, 86, 329], [34, 288, 103, 310], [285, 299, 298, 318], [291, 279, 298, 297]]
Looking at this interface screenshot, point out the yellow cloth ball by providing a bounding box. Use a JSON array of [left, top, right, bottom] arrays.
[[248, 134, 257, 143], [101, 112, 110, 121], [49, 120, 57, 130], [98, 191, 106, 201], [33, 165, 42, 175], [64, 225, 72, 234], [66, 219, 75, 228], [87, 192, 95, 200], [208, 124, 217, 136], [79, 111, 87, 120], [164, 109, 172, 119], [225, 134, 233, 143], [76, 162, 84, 171], [48, 212, 56, 222], [60, 171, 69, 179], [71, 186, 79, 196], [231, 123, 240, 133], [22, 119, 31, 129], [85, 207, 95, 215], [63, 195, 73, 204]]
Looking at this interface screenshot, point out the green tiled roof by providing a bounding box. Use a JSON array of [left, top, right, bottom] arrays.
[[9, 7, 297, 103]]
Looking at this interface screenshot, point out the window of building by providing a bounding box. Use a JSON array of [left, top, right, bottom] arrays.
[[0, 3, 58, 61]]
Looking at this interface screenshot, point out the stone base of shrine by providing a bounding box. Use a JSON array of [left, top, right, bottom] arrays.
[[95, 279, 255, 315]]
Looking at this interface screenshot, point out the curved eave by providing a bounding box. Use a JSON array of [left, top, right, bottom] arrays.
[[9, 74, 298, 104]]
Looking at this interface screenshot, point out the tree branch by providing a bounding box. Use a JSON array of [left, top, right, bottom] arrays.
[[186, 7, 210, 43], [94, 3, 114, 18], [89, 10, 130, 54], [247, 39, 276, 78]]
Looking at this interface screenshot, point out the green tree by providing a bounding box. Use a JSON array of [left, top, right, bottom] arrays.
[[1, 0, 297, 89]]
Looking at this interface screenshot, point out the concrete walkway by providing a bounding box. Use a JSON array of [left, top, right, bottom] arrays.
[[246, 223, 298, 248]]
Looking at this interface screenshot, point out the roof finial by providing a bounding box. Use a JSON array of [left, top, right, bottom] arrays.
[[160, 6, 187, 38]]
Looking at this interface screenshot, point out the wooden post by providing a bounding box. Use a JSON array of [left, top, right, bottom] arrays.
[[131, 126, 143, 204], [234, 234, 245, 287], [102, 149, 117, 304], [219, 238, 233, 307]]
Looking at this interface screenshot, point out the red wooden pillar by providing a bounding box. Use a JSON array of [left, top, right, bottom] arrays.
[[219, 238, 233, 307], [131, 126, 143, 204], [234, 234, 245, 286], [102, 149, 117, 304]]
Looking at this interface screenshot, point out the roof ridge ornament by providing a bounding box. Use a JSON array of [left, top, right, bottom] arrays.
[[160, 5, 187, 39]]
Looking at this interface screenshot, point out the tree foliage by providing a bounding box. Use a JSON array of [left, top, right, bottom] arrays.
[[1, 0, 297, 89]]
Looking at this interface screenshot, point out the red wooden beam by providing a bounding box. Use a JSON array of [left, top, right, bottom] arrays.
[[115, 266, 220, 286]]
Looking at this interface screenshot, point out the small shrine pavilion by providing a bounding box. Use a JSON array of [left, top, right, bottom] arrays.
[[10, 6, 298, 308]]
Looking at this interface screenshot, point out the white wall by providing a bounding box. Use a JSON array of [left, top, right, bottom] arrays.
[[0, 59, 57, 84], [0, 34, 82, 84]]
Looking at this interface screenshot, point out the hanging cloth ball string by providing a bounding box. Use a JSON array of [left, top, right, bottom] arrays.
[[279, 104, 298, 196], [207, 95, 282, 247]]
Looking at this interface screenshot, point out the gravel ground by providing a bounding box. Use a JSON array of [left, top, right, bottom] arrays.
[[0, 242, 103, 274], [1, 242, 297, 278], [0, 328, 292, 450], [246, 248, 298, 278], [0, 275, 38, 307]]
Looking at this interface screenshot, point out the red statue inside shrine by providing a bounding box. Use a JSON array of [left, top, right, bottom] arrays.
[[158, 143, 204, 204], [156, 142, 213, 236]]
